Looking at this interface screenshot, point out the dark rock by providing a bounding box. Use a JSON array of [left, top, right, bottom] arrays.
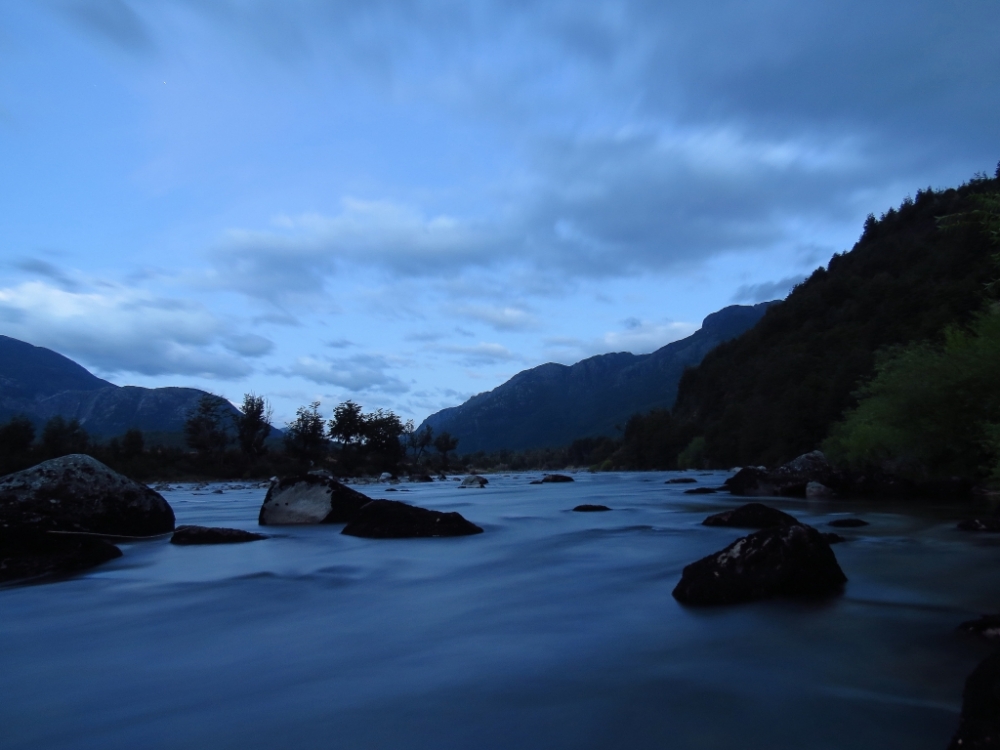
[[958, 519, 1000, 532], [341, 499, 483, 538], [702, 502, 799, 529], [529, 480, 543, 485], [958, 615, 1000, 639], [822, 532, 847, 544], [170, 525, 268, 545], [0, 529, 122, 583], [540, 474, 574, 483], [684, 486, 717, 495], [460, 475, 489, 488], [666, 477, 698, 484], [724, 451, 839, 498], [806, 481, 834, 498], [410, 474, 434, 483], [0, 454, 174, 537], [672, 523, 847, 605], [947, 651, 1000, 749], [258, 475, 371, 525], [829, 518, 869, 528], [573, 504, 611, 512]]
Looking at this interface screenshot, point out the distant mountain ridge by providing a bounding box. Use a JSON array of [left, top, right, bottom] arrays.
[[418, 302, 773, 454], [0, 335, 240, 437]]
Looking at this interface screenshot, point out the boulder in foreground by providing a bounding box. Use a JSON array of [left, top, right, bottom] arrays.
[[947, 651, 1000, 749], [259, 474, 371, 525], [702, 502, 799, 529], [0, 454, 174, 537], [1, 529, 122, 583], [171, 526, 268, 545], [342, 499, 483, 538], [672, 523, 847, 605]]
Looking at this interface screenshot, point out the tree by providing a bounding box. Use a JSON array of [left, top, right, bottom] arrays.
[[433, 431, 459, 469], [361, 408, 406, 472], [122, 428, 145, 459], [0, 415, 35, 456], [407, 424, 434, 461], [41, 416, 89, 458], [285, 401, 328, 464], [234, 393, 272, 459], [184, 395, 231, 457], [329, 400, 365, 447]]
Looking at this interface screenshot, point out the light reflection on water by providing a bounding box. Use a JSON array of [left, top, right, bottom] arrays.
[[2, 472, 998, 749]]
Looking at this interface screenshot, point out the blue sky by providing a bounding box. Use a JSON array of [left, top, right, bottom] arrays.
[[1, 0, 998, 428]]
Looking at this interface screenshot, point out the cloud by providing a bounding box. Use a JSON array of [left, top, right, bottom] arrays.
[[13, 258, 81, 291], [285, 353, 409, 394], [0, 280, 253, 378], [223, 333, 274, 357], [58, 0, 155, 56], [457, 304, 539, 331], [731, 275, 807, 304], [436, 342, 521, 367]]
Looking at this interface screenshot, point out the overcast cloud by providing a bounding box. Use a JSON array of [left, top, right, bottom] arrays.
[[0, 0, 997, 424]]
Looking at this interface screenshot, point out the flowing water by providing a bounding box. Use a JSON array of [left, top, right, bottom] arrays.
[[2, 472, 999, 749]]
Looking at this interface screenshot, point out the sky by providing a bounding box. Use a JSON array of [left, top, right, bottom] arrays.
[[1, 0, 998, 428]]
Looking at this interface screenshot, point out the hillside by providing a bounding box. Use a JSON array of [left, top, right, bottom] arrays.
[[659, 172, 1000, 468], [0, 336, 240, 437], [419, 303, 772, 454]]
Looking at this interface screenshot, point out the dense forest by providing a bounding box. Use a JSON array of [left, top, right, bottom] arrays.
[[615, 166, 1000, 482]]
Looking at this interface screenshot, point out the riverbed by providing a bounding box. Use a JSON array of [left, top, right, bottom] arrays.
[[2, 472, 997, 749]]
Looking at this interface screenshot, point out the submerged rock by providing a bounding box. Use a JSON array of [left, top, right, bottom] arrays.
[[341, 499, 483, 539], [829, 518, 869, 528], [702, 502, 799, 529], [258, 475, 371, 525], [958, 615, 1000, 639], [0, 529, 122, 583], [573, 504, 611, 512], [672, 523, 847, 605], [0, 454, 174, 537], [460, 475, 489, 488], [666, 477, 698, 484], [957, 518, 1000, 532], [534, 474, 573, 484], [170, 526, 268, 545], [684, 487, 717, 495], [947, 651, 1000, 749]]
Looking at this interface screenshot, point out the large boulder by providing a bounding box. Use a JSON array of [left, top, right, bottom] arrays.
[[947, 651, 1000, 749], [1, 529, 122, 583], [702, 502, 799, 529], [0, 454, 174, 537], [460, 475, 489, 488], [672, 523, 847, 605], [258, 475, 371, 525], [170, 526, 268, 545], [341, 499, 483, 538]]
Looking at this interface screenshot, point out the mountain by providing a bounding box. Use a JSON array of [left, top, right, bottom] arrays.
[[655, 172, 1000, 468], [0, 335, 241, 437], [418, 303, 773, 454]]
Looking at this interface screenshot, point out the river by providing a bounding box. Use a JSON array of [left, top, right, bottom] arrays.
[[2, 471, 997, 749]]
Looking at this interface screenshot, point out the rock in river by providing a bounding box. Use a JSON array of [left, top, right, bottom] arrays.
[[573, 504, 611, 512], [947, 651, 1000, 749], [530, 474, 574, 484], [0, 454, 174, 537], [702, 502, 799, 529], [672, 523, 847, 605], [460, 475, 489, 488], [342, 499, 483, 539], [1, 529, 122, 583], [259, 474, 371, 525], [170, 526, 268, 545]]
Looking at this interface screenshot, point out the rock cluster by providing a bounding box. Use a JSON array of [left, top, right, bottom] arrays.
[[725, 451, 839, 498]]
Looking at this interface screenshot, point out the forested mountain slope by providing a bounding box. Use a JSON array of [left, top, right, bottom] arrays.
[[663, 172, 1000, 468], [419, 303, 772, 454]]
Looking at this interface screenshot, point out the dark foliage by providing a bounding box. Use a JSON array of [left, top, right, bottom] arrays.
[[184, 395, 231, 458], [234, 393, 273, 460], [621, 172, 1000, 469]]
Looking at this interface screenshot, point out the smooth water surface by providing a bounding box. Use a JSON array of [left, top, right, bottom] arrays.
[[3, 472, 998, 749]]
